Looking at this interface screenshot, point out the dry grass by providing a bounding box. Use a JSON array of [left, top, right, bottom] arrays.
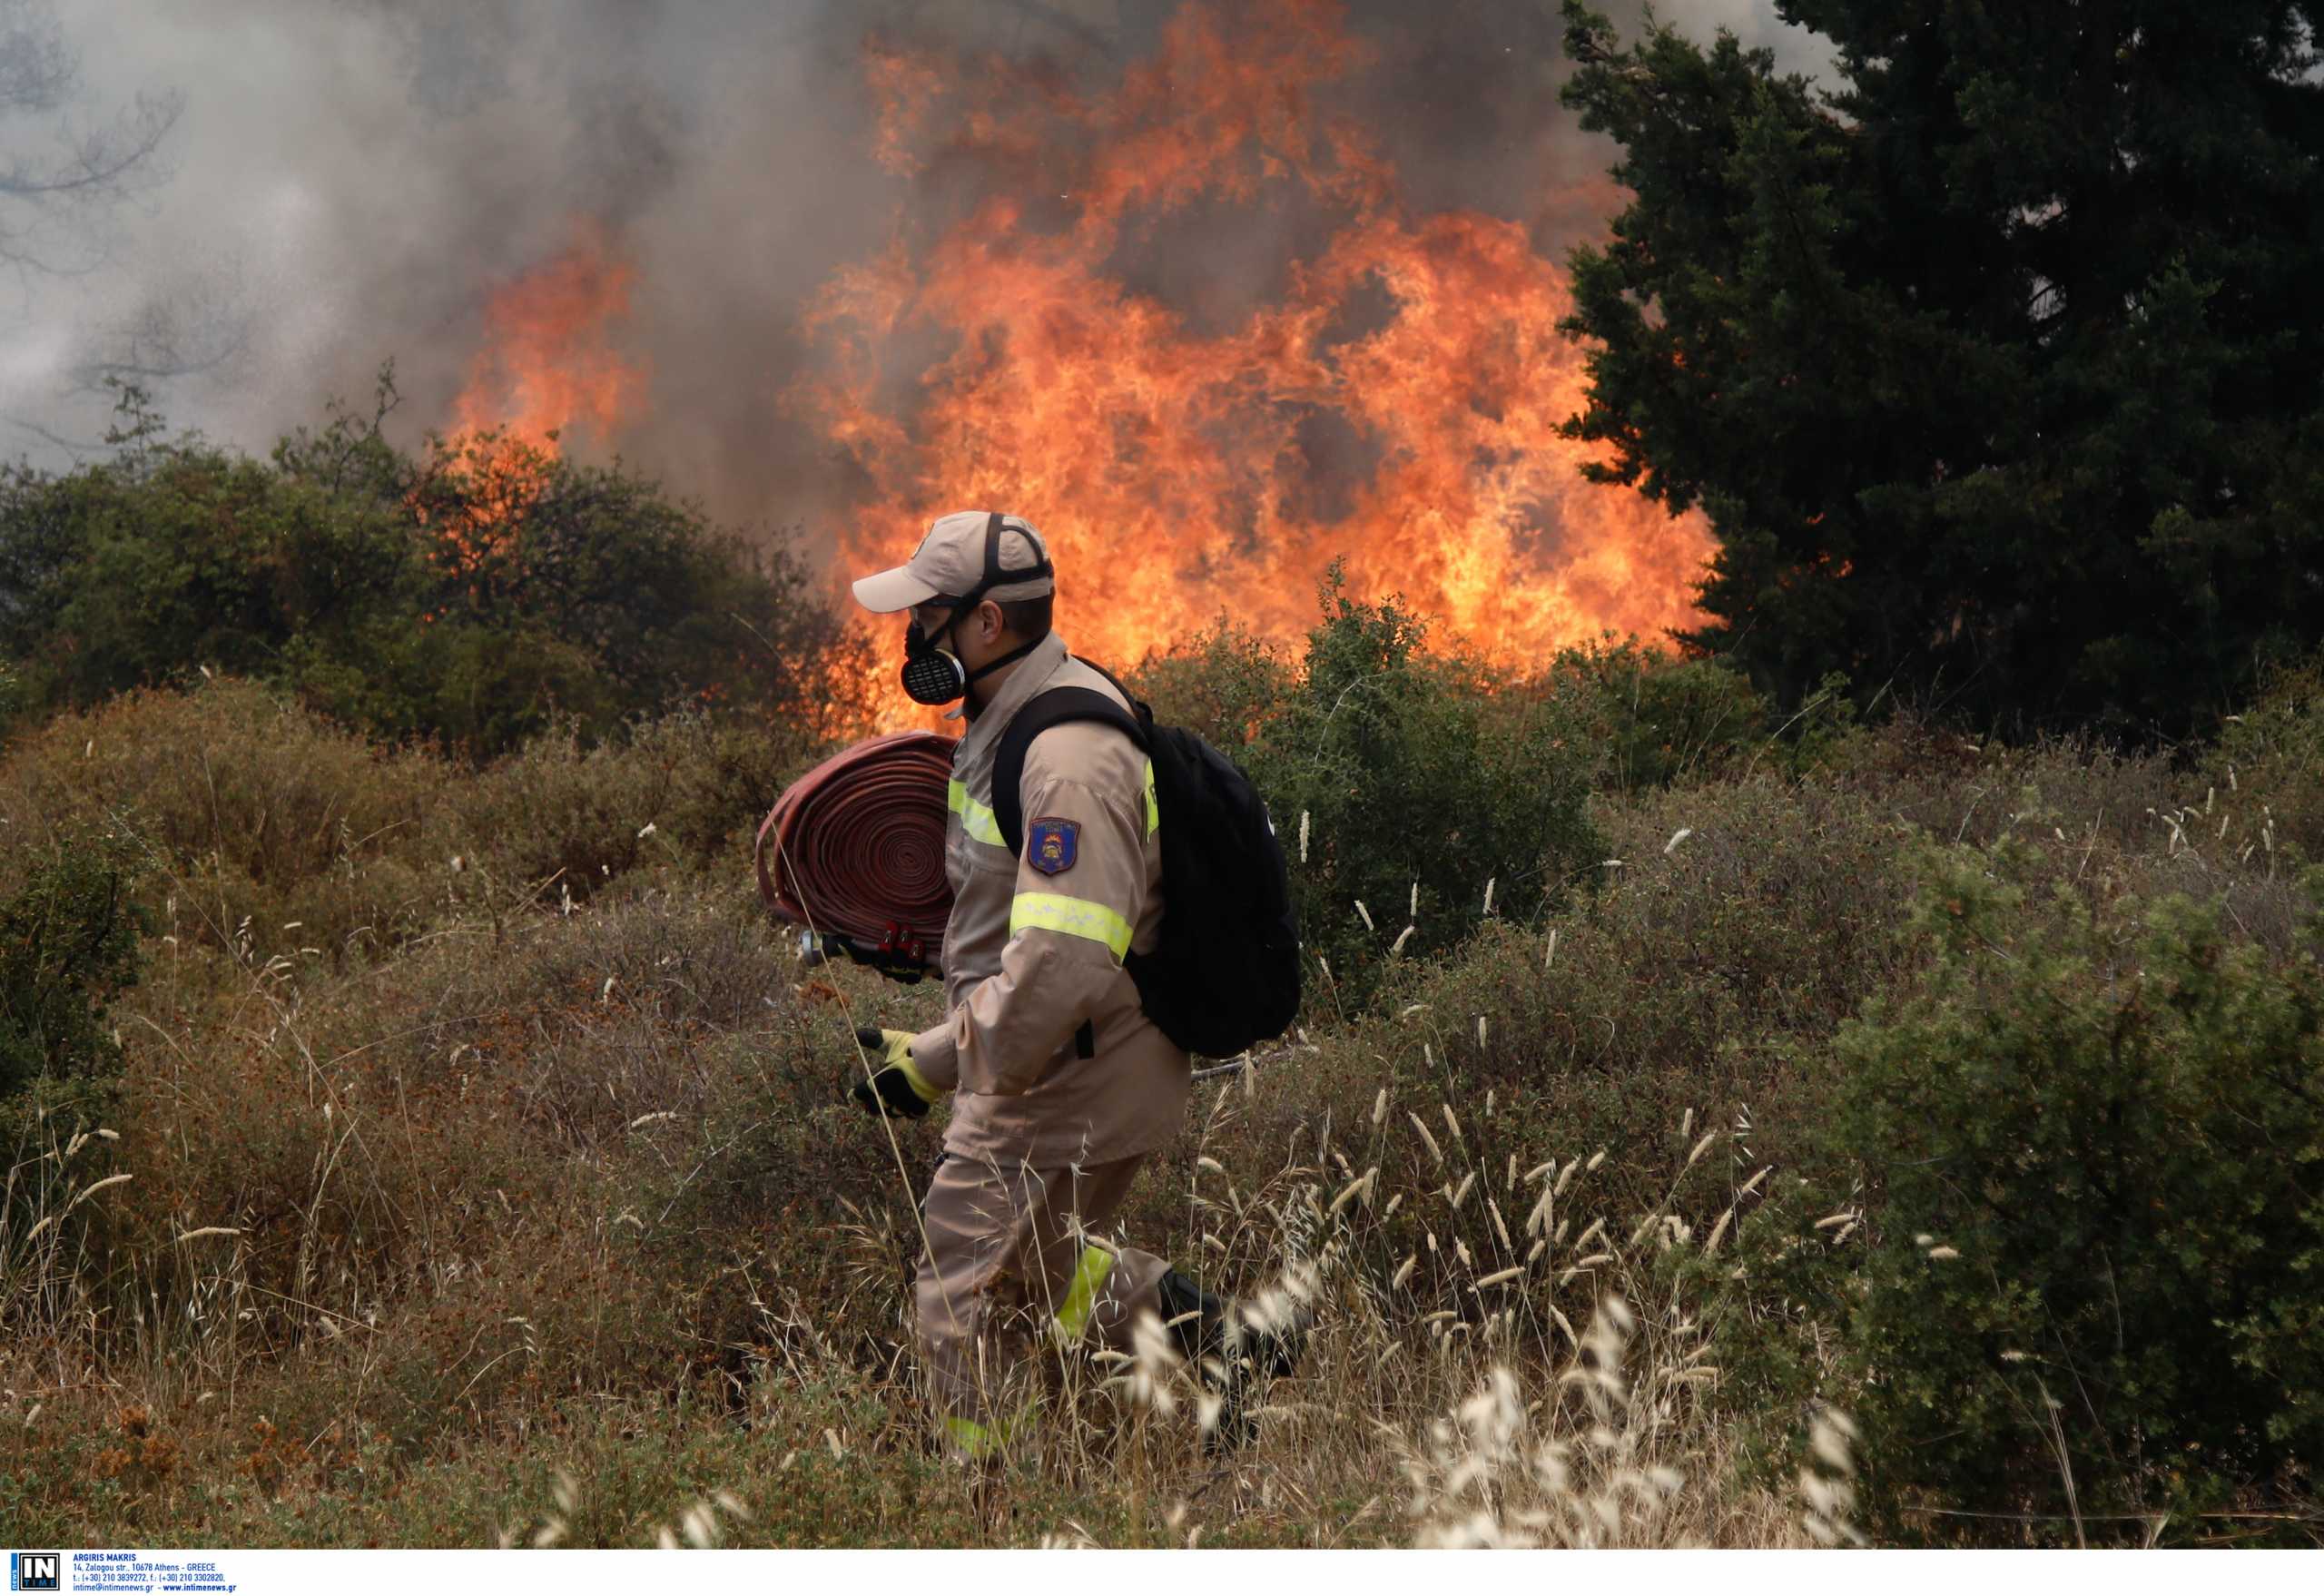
[[12, 684, 2314, 1548], [0, 862, 1837, 1546]]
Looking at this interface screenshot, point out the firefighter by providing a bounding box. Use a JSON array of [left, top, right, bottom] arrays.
[[846, 509, 1295, 1462]]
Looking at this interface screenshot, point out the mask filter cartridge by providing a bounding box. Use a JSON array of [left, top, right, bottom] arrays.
[[901, 617, 970, 706]]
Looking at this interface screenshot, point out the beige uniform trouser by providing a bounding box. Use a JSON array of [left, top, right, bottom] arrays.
[[913, 1150, 1170, 1460]]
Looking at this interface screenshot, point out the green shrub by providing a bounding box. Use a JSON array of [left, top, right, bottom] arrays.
[[1815, 838, 2324, 1538], [0, 829, 144, 1100], [1375, 775, 1914, 1217], [1139, 572, 1600, 1014], [2208, 650, 2324, 862], [0, 377, 848, 759], [1125, 618, 1296, 752], [1536, 639, 1769, 791]]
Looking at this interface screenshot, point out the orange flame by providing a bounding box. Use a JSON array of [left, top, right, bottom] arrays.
[[801, 0, 1711, 724], [430, 222, 644, 583], [449, 221, 642, 460]]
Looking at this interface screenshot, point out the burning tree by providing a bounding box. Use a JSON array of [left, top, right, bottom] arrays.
[[800, 0, 1716, 723], [0, 370, 853, 757]]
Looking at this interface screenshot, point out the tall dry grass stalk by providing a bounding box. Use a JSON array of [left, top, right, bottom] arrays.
[[4, 1112, 133, 1345], [744, 1069, 1839, 1550]]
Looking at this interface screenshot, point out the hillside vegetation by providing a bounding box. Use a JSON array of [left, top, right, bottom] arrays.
[[0, 377, 859, 759], [4, 598, 2319, 1547], [7, 0, 2324, 1551]]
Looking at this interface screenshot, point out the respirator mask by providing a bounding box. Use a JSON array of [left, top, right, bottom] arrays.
[[900, 610, 974, 705], [898, 512, 1052, 707]]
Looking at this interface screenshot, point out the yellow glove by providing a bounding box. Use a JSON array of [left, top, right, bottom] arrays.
[[851, 1027, 941, 1118]]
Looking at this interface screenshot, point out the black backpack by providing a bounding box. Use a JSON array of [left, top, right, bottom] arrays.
[[991, 665, 1301, 1059]]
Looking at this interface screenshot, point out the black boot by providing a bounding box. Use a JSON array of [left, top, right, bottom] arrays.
[[1156, 1268, 1310, 1453], [1155, 1266, 1226, 1363], [1156, 1267, 1246, 1453]]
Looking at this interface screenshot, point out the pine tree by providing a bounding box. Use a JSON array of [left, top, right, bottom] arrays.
[[1559, 1, 2324, 736]]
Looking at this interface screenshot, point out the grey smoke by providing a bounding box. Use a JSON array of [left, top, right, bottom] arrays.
[[2, 0, 1827, 537]]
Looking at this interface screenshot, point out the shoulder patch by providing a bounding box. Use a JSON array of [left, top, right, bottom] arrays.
[[1026, 816, 1080, 876]]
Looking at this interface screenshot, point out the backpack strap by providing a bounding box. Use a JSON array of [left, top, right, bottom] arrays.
[[992, 685, 1149, 856]]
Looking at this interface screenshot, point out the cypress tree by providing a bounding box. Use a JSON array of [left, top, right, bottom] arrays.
[[1560, 1, 2324, 736]]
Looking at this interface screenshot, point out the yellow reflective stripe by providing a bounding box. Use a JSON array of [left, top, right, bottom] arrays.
[[1142, 759, 1159, 837], [1052, 1243, 1117, 1345], [1011, 892, 1133, 959], [942, 1401, 1036, 1460], [943, 1413, 1007, 1460], [947, 778, 1004, 847]]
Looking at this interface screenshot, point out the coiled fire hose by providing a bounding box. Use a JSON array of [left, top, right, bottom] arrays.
[[759, 730, 1256, 1081], [755, 730, 956, 972]]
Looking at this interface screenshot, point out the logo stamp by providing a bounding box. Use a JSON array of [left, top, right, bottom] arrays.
[[1027, 816, 1079, 875], [10, 1553, 59, 1592]]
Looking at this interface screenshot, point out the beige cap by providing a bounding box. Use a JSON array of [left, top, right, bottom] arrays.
[[852, 510, 1056, 614]]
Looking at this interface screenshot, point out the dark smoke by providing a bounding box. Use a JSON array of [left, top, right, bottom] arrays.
[[5, 1, 1828, 547]]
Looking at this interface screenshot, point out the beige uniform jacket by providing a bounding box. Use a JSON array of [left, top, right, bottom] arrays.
[[907, 632, 1191, 1167]]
